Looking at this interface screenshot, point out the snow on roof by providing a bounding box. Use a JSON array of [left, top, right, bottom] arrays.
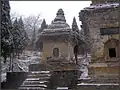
[[41, 8, 71, 35], [84, 3, 119, 10], [41, 27, 72, 36], [42, 27, 71, 33], [47, 22, 70, 29]]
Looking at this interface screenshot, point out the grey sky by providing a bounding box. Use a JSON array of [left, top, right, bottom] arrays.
[[10, 1, 91, 29]]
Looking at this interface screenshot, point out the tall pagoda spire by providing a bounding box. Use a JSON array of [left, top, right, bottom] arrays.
[[47, 8, 69, 29], [54, 8, 66, 22]]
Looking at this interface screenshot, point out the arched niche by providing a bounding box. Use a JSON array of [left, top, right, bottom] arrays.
[[104, 38, 120, 61]]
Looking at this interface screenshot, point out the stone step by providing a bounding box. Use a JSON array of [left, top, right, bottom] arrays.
[[25, 77, 50, 81], [57, 87, 68, 89], [26, 78, 40, 81], [30, 71, 50, 74], [19, 71, 51, 90], [23, 80, 48, 84], [23, 81, 48, 85], [77, 83, 119, 86], [20, 84, 47, 88], [27, 74, 51, 77], [78, 78, 119, 83], [26, 76, 51, 79], [76, 83, 119, 90], [19, 86, 45, 90]]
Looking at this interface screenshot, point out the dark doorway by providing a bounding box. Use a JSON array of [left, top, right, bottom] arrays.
[[109, 48, 116, 57]]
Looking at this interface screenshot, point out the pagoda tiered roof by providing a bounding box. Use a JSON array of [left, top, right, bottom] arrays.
[[40, 8, 72, 37], [39, 8, 86, 45]]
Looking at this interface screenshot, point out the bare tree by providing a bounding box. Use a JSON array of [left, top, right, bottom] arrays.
[[23, 14, 42, 51], [10, 12, 23, 23]]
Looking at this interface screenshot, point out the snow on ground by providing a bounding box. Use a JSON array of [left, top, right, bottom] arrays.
[[1, 50, 42, 82], [1, 57, 10, 73], [13, 50, 42, 72], [57, 87, 68, 89], [1, 57, 10, 82], [78, 54, 91, 79], [1, 73, 6, 82], [1, 51, 91, 82]]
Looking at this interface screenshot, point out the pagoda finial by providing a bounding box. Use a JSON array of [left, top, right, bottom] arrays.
[[53, 8, 66, 22], [57, 8, 64, 16]]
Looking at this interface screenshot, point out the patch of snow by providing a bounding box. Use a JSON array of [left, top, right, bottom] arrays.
[[1, 73, 6, 82], [19, 87, 45, 90], [21, 84, 47, 87], [1, 57, 10, 73], [77, 83, 119, 86], [80, 67, 88, 79], [57, 87, 68, 89], [31, 71, 50, 74], [19, 60, 30, 62], [29, 56, 40, 60], [41, 71, 50, 73], [78, 54, 91, 79], [78, 77, 91, 80], [12, 50, 42, 72], [26, 78, 40, 81], [17, 63, 26, 72], [43, 28, 71, 33], [24, 81, 48, 83], [36, 52, 41, 56]]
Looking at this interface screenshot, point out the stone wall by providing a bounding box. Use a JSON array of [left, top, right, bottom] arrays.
[[42, 40, 74, 64], [85, 7, 120, 61], [79, 2, 120, 80], [1, 72, 27, 89], [47, 70, 78, 89]]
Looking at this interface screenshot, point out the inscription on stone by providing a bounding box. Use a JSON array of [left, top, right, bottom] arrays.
[[100, 27, 120, 35]]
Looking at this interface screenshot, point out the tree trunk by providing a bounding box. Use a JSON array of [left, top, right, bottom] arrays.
[[75, 53, 78, 64]]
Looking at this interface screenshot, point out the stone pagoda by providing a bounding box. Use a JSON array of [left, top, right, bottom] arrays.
[[39, 8, 83, 70], [38, 9, 84, 88]]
